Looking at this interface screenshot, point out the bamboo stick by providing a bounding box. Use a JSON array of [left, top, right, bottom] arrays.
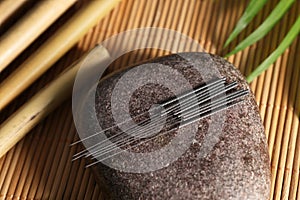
[[117, 0, 141, 66], [204, 2, 217, 53], [267, 50, 289, 158], [127, 0, 147, 64], [217, 1, 233, 56], [111, 0, 134, 69], [248, 0, 274, 95], [36, 106, 72, 199], [226, 1, 245, 65], [282, 7, 300, 200], [274, 39, 299, 200], [45, 9, 119, 199], [0, 0, 27, 25], [263, 47, 282, 141], [269, 7, 298, 199], [56, 4, 124, 199], [227, 2, 244, 73], [185, 0, 200, 52], [250, 0, 275, 96], [62, 141, 85, 198], [0, 0, 121, 110], [236, 1, 255, 76], [159, 0, 176, 52], [258, 3, 285, 142], [0, 0, 76, 72], [92, 185, 101, 200], [28, 106, 67, 199], [172, 0, 188, 52], [47, 119, 75, 199], [269, 49, 294, 200], [77, 168, 92, 199], [0, 46, 110, 159], [135, 0, 164, 60], [53, 125, 78, 199], [84, 175, 96, 200], [297, 179, 300, 200], [5, 134, 29, 197], [288, 126, 300, 200], [281, 104, 300, 199], [155, 0, 174, 57], [10, 124, 43, 198], [257, 25, 278, 121], [0, 140, 25, 198]]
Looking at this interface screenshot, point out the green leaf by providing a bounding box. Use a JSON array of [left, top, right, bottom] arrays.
[[225, 0, 295, 57], [224, 0, 268, 47], [247, 15, 300, 83]]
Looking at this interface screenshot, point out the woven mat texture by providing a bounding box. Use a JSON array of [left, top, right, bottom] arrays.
[[0, 0, 299, 199]]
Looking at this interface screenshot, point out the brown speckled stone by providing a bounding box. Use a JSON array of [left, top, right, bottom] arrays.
[[91, 52, 271, 200]]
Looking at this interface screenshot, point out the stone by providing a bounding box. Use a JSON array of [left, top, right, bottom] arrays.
[[91, 52, 270, 200]]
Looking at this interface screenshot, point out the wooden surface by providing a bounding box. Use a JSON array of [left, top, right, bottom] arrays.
[[0, 0, 299, 199]]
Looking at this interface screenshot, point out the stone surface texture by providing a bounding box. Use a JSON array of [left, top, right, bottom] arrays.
[[92, 52, 271, 200]]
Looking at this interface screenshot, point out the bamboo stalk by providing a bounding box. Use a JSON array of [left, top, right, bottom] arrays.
[[55, 4, 123, 199], [0, 140, 25, 198], [47, 120, 75, 199], [161, 0, 176, 51], [281, 106, 300, 199], [263, 39, 283, 141], [84, 175, 96, 200], [62, 3, 123, 199], [62, 140, 85, 198], [36, 106, 72, 199], [102, 1, 126, 70], [0, 46, 110, 159], [208, 2, 221, 53], [0, 0, 121, 110], [10, 124, 43, 198], [54, 125, 78, 199], [172, 0, 188, 52], [12, 118, 52, 198], [230, 2, 246, 73], [269, 48, 294, 200], [236, 1, 256, 77], [197, 1, 215, 52], [248, 1, 274, 95], [274, 39, 299, 200], [269, 7, 298, 199], [186, 0, 200, 52], [92, 185, 101, 200], [258, 3, 285, 143], [288, 125, 300, 200], [0, 0, 76, 72], [282, 6, 300, 199], [137, 0, 161, 62], [114, 0, 139, 66], [227, 1, 245, 65], [250, 0, 275, 96], [112, 0, 135, 69], [0, 0, 27, 25], [127, 0, 147, 64], [267, 50, 289, 158], [147, 0, 172, 58], [297, 179, 300, 200], [257, 22, 279, 122]]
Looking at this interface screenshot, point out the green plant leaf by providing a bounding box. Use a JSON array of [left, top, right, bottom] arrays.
[[224, 0, 268, 47], [247, 15, 300, 83], [225, 0, 295, 57]]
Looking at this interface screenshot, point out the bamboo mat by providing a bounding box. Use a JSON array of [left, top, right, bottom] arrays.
[[0, 0, 299, 199]]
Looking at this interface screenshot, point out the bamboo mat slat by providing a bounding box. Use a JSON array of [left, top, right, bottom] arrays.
[[0, 0, 299, 200]]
